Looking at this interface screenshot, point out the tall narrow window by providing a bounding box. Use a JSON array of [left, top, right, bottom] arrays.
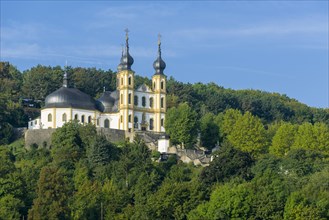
[[128, 76, 131, 85], [88, 116, 91, 123], [128, 114, 131, 122], [161, 97, 164, 108], [48, 113, 52, 122], [134, 116, 138, 128], [121, 94, 123, 104], [120, 115, 123, 123], [142, 96, 146, 107], [62, 113, 67, 122], [153, 82, 156, 90], [149, 118, 154, 130], [161, 118, 164, 127], [149, 97, 153, 108], [81, 115, 85, 123], [161, 81, 164, 90], [134, 95, 138, 106], [121, 77, 123, 85], [104, 119, 110, 128], [128, 93, 131, 104], [74, 114, 78, 120]]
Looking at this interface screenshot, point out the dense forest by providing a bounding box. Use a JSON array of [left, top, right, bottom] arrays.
[[1, 61, 329, 219]]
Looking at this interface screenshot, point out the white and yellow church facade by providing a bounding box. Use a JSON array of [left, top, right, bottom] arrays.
[[28, 32, 167, 133]]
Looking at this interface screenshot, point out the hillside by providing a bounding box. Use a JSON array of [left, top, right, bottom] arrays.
[[1, 62, 329, 219]]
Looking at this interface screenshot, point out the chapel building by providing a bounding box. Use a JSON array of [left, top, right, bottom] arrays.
[[28, 32, 167, 133]]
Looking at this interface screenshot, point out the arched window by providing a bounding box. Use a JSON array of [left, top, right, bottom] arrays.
[[128, 114, 132, 123], [142, 96, 146, 107], [149, 118, 154, 130], [88, 116, 91, 123], [128, 93, 131, 104], [104, 119, 110, 128], [128, 76, 132, 85], [161, 81, 164, 90], [81, 115, 85, 123], [149, 97, 153, 108], [134, 95, 138, 106], [153, 82, 156, 90], [74, 114, 78, 120], [134, 116, 138, 128], [48, 113, 52, 122], [161, 118, 164, 127], [161, 97, 164, 108], [62, 113, 67, 122], [120, 115, 123, 123]]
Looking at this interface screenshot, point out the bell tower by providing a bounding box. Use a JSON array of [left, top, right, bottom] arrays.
[[117, 29, 135, 132], [152, 34, 166, 132]]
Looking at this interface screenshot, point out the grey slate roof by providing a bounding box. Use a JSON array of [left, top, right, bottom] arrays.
[[96, 90, 119, 113], [44, 87, 97, 110]]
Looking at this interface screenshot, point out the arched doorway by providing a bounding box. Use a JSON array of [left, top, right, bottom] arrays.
[[104, 119, 110, 128]]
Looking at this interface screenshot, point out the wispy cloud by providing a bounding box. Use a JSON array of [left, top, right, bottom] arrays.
[[86, 3, 178, 30], [173, 17, 328, 39]]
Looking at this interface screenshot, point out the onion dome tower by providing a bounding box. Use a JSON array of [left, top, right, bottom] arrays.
[[152, 34, 167, 132], [118, 29, 134, 71], [153, 35, 166, 75], [117, 29, 135, 131]]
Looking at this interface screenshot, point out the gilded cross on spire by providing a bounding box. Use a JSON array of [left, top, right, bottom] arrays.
[[124, 28, 129, 51], [158, 33, 161, 45], [124, 28, 129, 40], [157, 33, 162, 57]]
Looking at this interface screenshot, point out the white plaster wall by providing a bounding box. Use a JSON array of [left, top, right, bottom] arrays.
[[158, 139, 170, 153], [98, 113, 120, 129], [41, 109, 54, 128], [134, 110, 155, 131], [134, 91, 155, 109], [55, 108, 71, 128], [28, 118, 41, 129], [72, 109, 96, 125]]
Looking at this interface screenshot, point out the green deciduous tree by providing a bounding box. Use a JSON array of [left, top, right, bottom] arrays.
[[221, 109, 242, 136], [22, 65, 62, 100], [28, 166, 72, 220], [284, 169, 329, 220], [227, 111, 268, 156], [293, 122, 329, 155], [200, 145, 254, 185], [269, 122, 297, 157], [51, 122, 84, 169], [200, 113, 220, 150], [0, 194, 24, 220], [165, 103, 199, 148], [188, 180, 252, 220]]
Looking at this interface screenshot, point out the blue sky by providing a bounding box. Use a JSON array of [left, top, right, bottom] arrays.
[[1, 1, 328, 108]]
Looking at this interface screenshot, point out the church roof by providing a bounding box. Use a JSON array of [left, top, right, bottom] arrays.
[[44, 87, 97, 110], [96, 90, 119, 113], [137, 84, 152, 92]]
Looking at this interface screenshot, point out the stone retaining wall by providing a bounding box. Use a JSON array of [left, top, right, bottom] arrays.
[[25, 128, 126, 148]]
